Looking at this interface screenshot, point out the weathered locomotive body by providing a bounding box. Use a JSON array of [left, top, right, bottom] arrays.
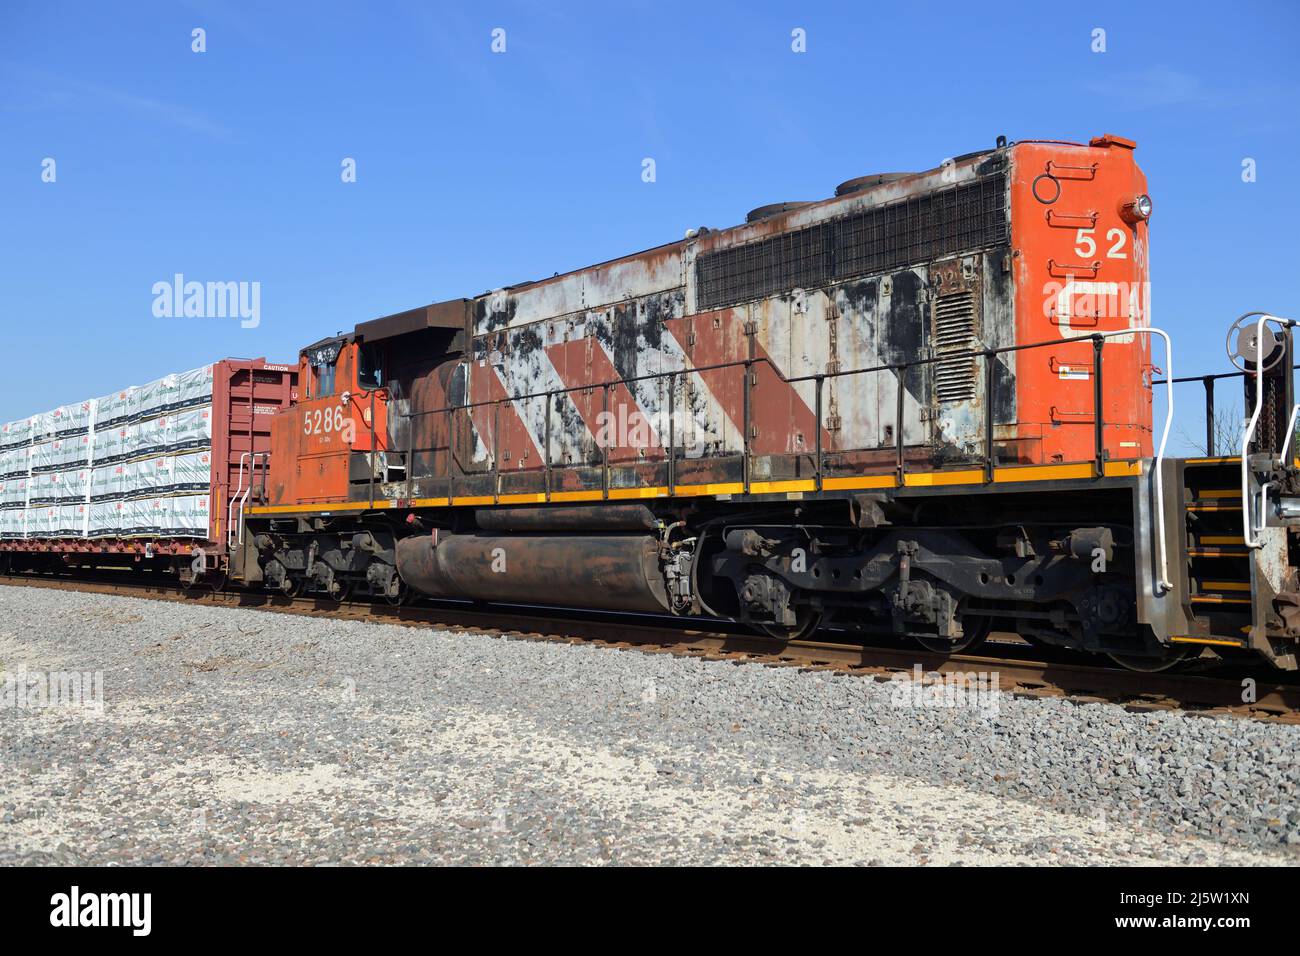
[[228, 135, 1299, 671]]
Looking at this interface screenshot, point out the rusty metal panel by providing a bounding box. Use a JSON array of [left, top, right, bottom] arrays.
[[473, 244, 685, 336]]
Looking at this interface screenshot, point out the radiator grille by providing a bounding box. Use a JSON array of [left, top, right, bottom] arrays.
[[696, 173, 1007, 311], [932, 289, 979, 403]]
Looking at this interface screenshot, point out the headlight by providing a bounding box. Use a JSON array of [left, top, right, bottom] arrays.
[[1120, 193, 1152, 224]]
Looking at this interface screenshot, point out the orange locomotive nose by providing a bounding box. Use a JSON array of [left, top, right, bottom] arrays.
[[1009, 136, 1154, 464]]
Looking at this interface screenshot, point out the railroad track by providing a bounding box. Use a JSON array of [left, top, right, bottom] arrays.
[[3, 573, 1299, 724]]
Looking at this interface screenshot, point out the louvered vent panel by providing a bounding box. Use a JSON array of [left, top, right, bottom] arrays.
[[933, 289, 978, 403], [695, 172, 1008, 311]]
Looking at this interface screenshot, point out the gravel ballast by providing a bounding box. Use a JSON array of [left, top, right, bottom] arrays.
[[0, 584, 1297, 866]]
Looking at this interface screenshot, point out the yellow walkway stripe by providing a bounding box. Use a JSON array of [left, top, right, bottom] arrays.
[[1170, 636, 1248, 647], [246, 458, 1144, 516], [1190, 594, 1251, 605]]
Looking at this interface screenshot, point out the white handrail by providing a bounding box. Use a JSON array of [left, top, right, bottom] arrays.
[[1091, 328, 1176, 594], [227, 452, 249, 551], [1239, 314, 1291, 549], [1280, 402, 1300, 464], [236, 453, 264, 547]]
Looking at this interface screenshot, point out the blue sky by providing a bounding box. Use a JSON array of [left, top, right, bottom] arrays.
[[1, 0, 1297, 450]]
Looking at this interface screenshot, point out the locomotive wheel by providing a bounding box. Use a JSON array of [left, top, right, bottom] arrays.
[[758, 608, 822, 641], [179, 564, 203, 592], [913, 613, 992, 655], [383, 577, 410, 607], [328, 577, 353, 604]]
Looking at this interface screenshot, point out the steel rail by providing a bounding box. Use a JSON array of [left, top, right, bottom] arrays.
[[2, 574, 1296, 724]]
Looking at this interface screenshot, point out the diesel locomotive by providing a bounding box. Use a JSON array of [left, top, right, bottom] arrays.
[[7, 133, 1300, 672]]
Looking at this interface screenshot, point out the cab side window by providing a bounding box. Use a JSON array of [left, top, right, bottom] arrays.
[[358, 344, 383, 390], [312, 360, 336, 399]]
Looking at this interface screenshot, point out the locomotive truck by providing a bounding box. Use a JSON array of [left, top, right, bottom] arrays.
[[3, 133, 1299, 673]]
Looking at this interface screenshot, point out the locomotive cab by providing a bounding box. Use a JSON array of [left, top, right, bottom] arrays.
[[265, 334, 392, 507]]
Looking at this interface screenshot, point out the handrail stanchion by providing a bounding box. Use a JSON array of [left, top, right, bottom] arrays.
[[544, 392, 552, 503], [983, 351, 995, 483], [1094, 328, 1175, 594], [894, 366, 906, 484], [368, 391, 376, 510], [1092, 334, 1105, 478], [445, 405, 455, 500], [667, 373, 677, 497], [405, 412, 414, 505], [1203, 376, 1215, 457], [814, 375, 824, 492], [742, 359, 753, 495], [492, 400, 502, 505], [601, 384, 610, 500]]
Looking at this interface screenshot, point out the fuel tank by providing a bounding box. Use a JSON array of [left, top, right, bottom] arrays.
[[395, 532, 671, 613]]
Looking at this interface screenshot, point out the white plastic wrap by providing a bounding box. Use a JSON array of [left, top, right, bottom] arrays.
[[128, 498, 167, 536], [124, 423, 147, 461], [169, 405, 213, 451], [28, 470, 60, 505], [173, 450, 211, 492], [157, 373, 183, 412], [0, 477, 26, 507], [88, 500, 122, 538], [71, 432, 93, 467], [91, 464, 124, 500], [135, 415, 169, 457], [29, 505, 55, 538], [26, 413, 45, 442], [165, 495, 211, 537], [30, 411, 55, 443], [130, 377, 163, 422], [54, 504, 85, 537], [63, 468, 90, 503], [0, 445, 29, 478], [58, 438, 86, 470], [94, 387, 135, 428], [116, 499, 142, 536], [176, 365, 215, 408], [31, 438, 86, 473], [49, 401, 94, 437], [118, 459, 141, 496], [139, 456, 173, 494], [29, 440, 56, 472], [41, 469, 84, 504], [0, 419, 29, 449], [7, 363, 223, 542], [94, 425, 129, 464]]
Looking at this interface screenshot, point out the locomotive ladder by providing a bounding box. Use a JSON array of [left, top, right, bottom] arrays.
[[1181, 459, 1254, 648]]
